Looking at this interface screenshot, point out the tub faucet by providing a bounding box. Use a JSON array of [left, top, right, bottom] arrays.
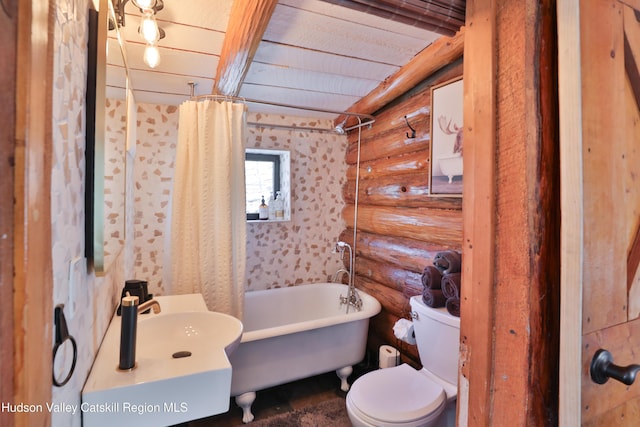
[[332, 268, 350, 284], [341, 288, 363, 311], [333, 241, 362, 312]]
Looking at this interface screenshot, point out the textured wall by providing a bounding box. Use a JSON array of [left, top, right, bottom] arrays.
[[244, 115, 348, 290], [131, 107, 348, 295], [103, 98, 126, 267], [131, 102, 179, 292], [50, 1, 125, 426]]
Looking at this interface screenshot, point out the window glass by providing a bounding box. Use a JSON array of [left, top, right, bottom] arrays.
[[245, 153, 280, 219]]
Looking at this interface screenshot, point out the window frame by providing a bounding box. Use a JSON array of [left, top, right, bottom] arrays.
[[245, 152, 281, 220]]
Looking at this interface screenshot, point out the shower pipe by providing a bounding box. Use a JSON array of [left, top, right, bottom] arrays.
[[188, 94, 376, 133], [352, 117, 362, 277]]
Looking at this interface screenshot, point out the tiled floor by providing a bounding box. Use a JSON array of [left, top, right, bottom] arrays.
[[183, 360, 376, 426]]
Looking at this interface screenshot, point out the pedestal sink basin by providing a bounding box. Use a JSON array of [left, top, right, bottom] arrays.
[[82, 294, 243, 427], [136, 311, 243, 365]]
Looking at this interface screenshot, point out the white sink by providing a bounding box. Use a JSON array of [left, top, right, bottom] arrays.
[[82, 294, 243, 427]]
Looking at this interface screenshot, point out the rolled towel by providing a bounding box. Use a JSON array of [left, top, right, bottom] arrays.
[[421, 265, 443, 290], [422, 288, 447, 308], [446, 297, 461, 317], [441, 272, 462, 299], [433, 250, 462, 274]]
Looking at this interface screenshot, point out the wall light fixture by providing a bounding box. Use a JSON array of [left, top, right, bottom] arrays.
[[112, 0, 166, 69]]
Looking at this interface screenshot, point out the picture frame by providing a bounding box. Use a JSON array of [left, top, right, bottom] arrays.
[[428, 77, 463, 197]]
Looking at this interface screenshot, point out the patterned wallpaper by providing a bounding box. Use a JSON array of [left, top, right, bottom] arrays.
[[132, 102, 179, 293], [131, 106, 348, 296], [50, 1, 125, 426], [244, 115, 348, 290], [103, 98, 126, 267]]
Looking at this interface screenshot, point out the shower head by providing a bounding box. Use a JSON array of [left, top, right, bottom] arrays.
[[334, 119, 347, 135]]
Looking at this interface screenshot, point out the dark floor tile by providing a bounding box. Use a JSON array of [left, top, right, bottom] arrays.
[[183, 359, 376, 427]]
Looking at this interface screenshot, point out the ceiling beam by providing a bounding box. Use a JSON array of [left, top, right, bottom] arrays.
[[213, 0, 278, 96], [335, 26, 465, 127]]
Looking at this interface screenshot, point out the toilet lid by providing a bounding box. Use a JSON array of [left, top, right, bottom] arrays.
[[349, 364, 446, 424]]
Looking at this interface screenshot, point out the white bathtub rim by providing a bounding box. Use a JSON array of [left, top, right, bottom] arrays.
[[241, 283, 381, 343]]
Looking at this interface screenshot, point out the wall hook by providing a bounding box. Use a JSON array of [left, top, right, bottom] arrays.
[[404, 115, 416, 139]]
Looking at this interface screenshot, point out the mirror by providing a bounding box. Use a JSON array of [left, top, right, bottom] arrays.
[[86, 0, 130, 275]]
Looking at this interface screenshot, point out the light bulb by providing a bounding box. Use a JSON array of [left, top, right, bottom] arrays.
[[132, 0, 156, 10], [139, 10, 160, 44], [143, 44, 160, 68]]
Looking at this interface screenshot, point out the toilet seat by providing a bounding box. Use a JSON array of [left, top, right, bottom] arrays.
[[348, 364, 446, 426]]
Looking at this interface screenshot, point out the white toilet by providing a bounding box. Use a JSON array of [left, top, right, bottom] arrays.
[[346, 295, 460, 427]]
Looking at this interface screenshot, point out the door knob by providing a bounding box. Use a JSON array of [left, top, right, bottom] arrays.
[[590, 349, 640, 386]]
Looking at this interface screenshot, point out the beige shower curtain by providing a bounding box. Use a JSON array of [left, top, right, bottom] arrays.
[[169, 100, 246, 318]]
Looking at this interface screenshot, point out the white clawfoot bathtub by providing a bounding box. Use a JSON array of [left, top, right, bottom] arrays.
[[437, 153, 463, 183], [229, 282, 381, 423]]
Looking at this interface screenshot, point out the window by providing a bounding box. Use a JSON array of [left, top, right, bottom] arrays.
[[245, 149, 290, 221], [245, 152, 280, 220]]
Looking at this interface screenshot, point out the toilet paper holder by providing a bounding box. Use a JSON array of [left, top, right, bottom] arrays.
[[393, 317, 416, 345]]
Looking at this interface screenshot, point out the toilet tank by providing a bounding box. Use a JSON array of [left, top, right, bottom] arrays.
[[409, 295, 460, 386]]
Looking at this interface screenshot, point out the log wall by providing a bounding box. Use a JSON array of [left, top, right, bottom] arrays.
[[341, 59, 464, 367]]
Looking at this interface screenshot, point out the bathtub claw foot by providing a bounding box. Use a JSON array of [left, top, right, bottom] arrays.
[[236, 392, 256, 423], [336, 366, 353, 392]]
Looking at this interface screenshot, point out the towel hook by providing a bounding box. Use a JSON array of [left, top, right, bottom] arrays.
[[404, 115, 416, 139]]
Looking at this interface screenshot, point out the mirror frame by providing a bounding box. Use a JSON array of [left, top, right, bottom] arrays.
[[85, 0, 108, 270], [86, 0, 129, 275]]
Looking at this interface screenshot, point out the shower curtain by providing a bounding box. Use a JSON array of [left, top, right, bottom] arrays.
[[169, 99, 246, 318]]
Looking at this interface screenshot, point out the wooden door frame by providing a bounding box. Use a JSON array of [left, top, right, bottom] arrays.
[[460, 0, 561, 425], [0, 1, 18, 424], [557, 0, 583, 425], [8, 1, 54, 426], [460, 0, 497, 423]]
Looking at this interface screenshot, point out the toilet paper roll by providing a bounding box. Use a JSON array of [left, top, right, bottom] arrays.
[[379, 345, 399, 369], [393, 318, 417, 345]]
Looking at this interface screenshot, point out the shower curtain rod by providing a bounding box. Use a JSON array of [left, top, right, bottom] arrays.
[[190, 94, 376, 133], [246, 122, 345, 134]]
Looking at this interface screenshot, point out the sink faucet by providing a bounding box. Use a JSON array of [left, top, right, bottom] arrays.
[[118, 295, 161, 371], [137, 298, 161, 315]]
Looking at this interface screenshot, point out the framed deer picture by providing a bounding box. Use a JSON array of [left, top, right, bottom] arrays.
[[429, 77, 463, 197]]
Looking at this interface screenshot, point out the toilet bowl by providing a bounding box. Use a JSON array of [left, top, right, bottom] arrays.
[[346, 296, 460, 427], [346, 364, 456, 427]]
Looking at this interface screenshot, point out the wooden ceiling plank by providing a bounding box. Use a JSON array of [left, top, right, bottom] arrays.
[[358, 0, 464, 25], [238, 83, 360, 116], [265, 5, 433, 66], [335, 26, 465, 126], [213, 0, 278, 96], [245, 62, 380, 97], [321, 0, 464, 33], [378, 0, 466, 22], [279, 0, 437, 39], [253, 41, 400, 81]]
